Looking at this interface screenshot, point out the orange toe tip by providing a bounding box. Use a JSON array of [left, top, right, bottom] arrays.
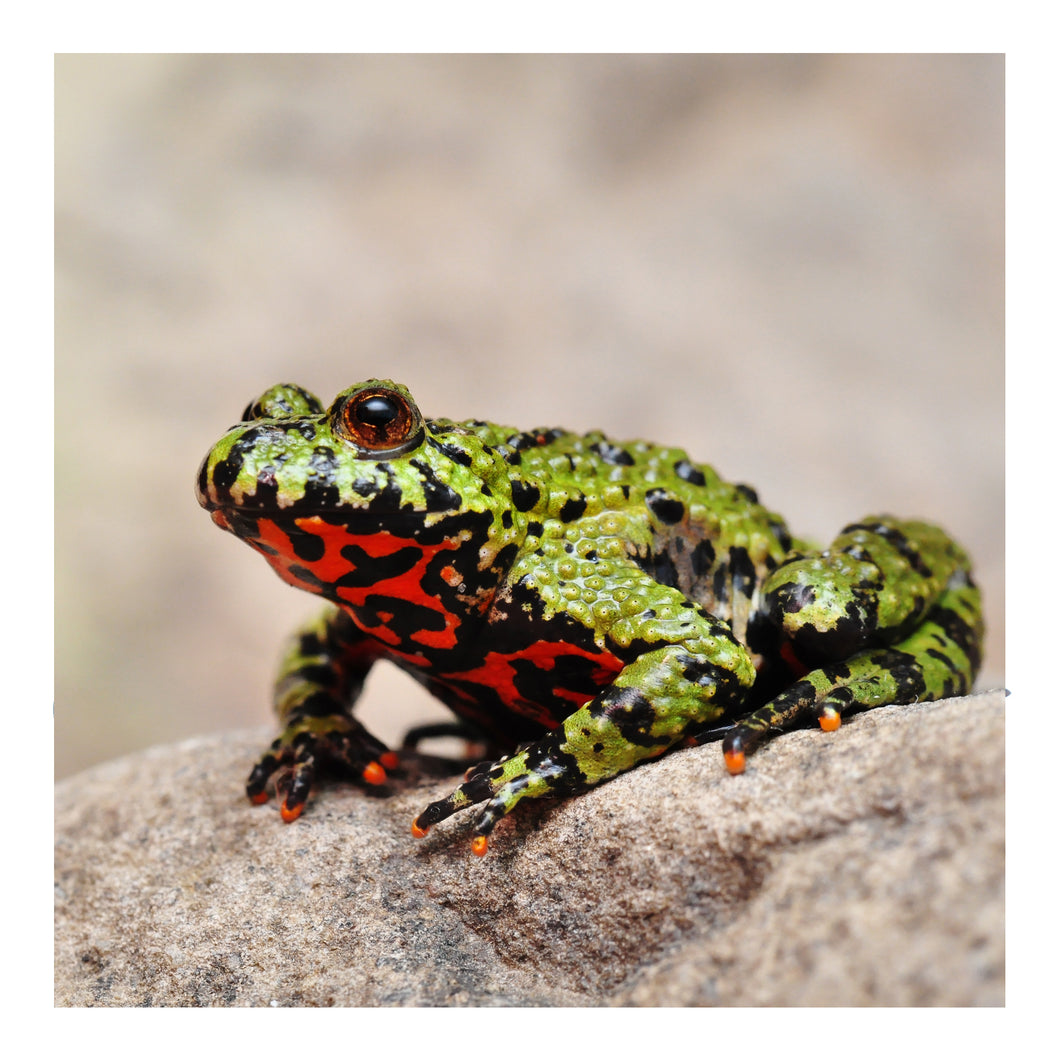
[[818, 708, 842, 733], [411, 820, 429, 839], [248, 791, 270, 805], [724, 748, 746, 775], [362, 761, 387, 786], [471, 835, 489, 857], [379, 751, 400, 770], [279, 801, 304, 823]]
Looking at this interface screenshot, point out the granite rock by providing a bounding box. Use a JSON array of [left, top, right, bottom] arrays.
[[54, 690, 1004, 1006]]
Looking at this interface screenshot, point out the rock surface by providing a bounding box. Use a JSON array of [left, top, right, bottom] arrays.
[[54, 690, 1004, 1006]]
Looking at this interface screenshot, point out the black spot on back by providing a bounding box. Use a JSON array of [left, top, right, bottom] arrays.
[[646, 489, 685, 525], [674, 460, 706, 487], [512, 481, 541, 512], [560, 496, 588, 522], [590, 440, 635, 466]]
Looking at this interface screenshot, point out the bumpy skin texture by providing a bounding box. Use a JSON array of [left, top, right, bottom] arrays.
[[196, 380, 983, 852]]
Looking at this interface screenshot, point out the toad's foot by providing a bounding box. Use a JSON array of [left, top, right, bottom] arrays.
[[246, 714, 397, 822]]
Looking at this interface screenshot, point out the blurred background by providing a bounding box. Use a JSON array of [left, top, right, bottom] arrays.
[[55, 54, 1003, 780]]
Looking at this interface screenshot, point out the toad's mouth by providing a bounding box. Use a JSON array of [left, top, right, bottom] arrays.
[[207, 503, 450, 532], [204, 502, 481, 551], [196, 458, 464, 522]]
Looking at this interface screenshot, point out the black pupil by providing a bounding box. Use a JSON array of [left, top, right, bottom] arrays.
[[356, 394, 399, 428]]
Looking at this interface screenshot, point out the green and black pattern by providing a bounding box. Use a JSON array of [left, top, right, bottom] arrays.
[[196, 379, 983, 853]]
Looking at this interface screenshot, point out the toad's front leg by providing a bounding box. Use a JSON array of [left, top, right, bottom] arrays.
[[246, 605, 396, 822], [411, 618, 756, 854]]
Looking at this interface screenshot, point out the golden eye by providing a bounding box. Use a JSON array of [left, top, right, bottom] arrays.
[[335, 385, 422, 455]]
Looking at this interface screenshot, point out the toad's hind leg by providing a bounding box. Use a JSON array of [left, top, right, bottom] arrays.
[[723, 570, 983, 773]]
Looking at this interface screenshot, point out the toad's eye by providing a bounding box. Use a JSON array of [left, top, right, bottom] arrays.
[[334, 385, 423, 456]]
